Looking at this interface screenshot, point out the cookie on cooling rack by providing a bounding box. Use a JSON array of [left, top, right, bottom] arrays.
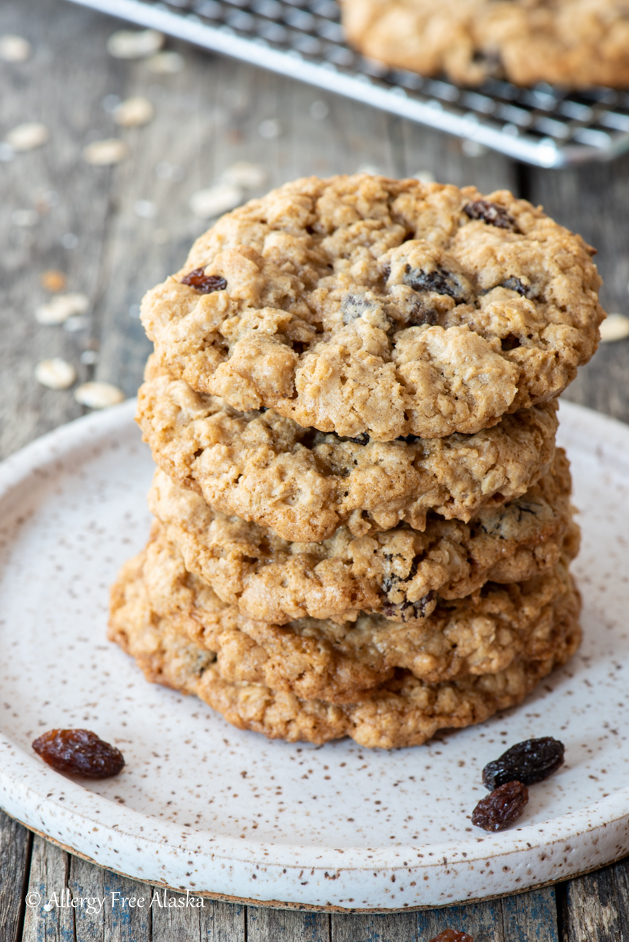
[[141, 174, 603, 441], [342, 0, 629, 89]]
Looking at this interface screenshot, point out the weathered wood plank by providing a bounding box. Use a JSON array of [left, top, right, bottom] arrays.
[[248, 905, 330, 942], [527, 157, 629, 423], [0, 810, 32, 942], [501, 887, 559, 942], [69, 854, 153, 942], [150, 889, 203, 941], [21, 835, 73, 942], [0, 0, 126, 459], [558, 859, 629, 942], [331, 910, 417, 942], [415, 899, 504, 942], [400, 121, 518, 194], [199, 899, 246, 942], [415, 887, 558, 942]]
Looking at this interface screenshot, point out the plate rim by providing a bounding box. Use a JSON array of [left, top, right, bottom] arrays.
[[1, 398, 628, 909]]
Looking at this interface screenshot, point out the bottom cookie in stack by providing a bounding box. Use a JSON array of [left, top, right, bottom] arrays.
[[109, 524, 582, 749]]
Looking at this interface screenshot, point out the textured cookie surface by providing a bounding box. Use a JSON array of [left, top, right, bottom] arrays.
[[141, 174, 603, 440], [108, 523, 579, 703], [138, 357, 558, 543], [343, 0, 629, 89], [149, 449, 575, 624], [109, 547, 581, 748]]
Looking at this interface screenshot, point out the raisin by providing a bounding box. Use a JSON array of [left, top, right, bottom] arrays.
[[403, 264, 466, 302], [482, 737, 565, 790], [408, 305, 439, 328], [32, 729, 125, 779], [500, 276, 535, 299], [471, 49, 503, 76], [464, 200, 517, 231], [181, 268, 227, 294], [382, 593, 434, 621], [342, 294, 375, 325], [428, 932, 475, 942], [471, 780, 529, 831]]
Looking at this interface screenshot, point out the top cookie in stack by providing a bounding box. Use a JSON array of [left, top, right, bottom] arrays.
[[141, 174, 602, 441], [110, 174, 604, 749]]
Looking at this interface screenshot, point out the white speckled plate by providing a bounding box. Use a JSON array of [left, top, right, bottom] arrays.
[[0, 400, 628, 912]]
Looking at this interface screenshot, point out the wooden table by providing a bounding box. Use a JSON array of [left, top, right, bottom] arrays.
[[2, 0, 629, 938]]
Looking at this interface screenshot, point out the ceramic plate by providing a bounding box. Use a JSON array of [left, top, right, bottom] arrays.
[[0, 400, 628, 912]]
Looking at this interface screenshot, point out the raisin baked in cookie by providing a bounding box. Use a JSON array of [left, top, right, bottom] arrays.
[[149, 450, 576, 624], [342, 0, 629, 89], [141, 175, 604, 441]]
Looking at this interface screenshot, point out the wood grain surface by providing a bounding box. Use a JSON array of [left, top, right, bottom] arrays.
[[2, 0, 629, 939]]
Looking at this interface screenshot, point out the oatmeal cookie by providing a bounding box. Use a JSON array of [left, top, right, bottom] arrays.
[[137, 357, 558, 543], [343, 0, 629, 90], [110, 551, 581, 748], [149, 449, 575, 624], [140, 174, 603, 441], [109, 523, 579, 703]]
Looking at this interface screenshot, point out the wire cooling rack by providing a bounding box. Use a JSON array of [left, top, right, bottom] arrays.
[[68, 0, 629, 167]]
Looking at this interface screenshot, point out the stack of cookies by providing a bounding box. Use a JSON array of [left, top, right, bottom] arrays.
[[109, 174, 605, 749]]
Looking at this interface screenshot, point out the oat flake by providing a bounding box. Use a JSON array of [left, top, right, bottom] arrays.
[[11, 209, 38, 227], [83, 139, 129, 166], [414, 170, 437, 184], [5, 122, 49, 151], [222, 161, 268, 190], [189, 183, 243, 220], [147, 50, 185, 74], [258, 119, 281, 140], [114, 97, 154, 128], [0, 35, 31, 62], [36, 293, 89, 325], [35, 358, 77, 390], [355, 163, 380, 175], [134, 200, 157, 219], [599, 314, 629, 343], [75, 382, 125, 409], [107, 29, 163, 59], [64, 316, 89, 333]]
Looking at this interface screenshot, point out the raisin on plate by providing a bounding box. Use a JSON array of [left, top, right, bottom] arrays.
[[482, 737, 565, 790], [472, 780, 529, 832], [428, 931, 475, 942], [32, 729, 125, 779]]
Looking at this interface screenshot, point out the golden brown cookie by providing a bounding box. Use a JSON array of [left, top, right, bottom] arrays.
[[343, 0, 629, 90], [137, 357, 558, 543], [149, 449, 575, 624], [109, 522, 579, 704], [109, 547, 582, 748], [140, 175, 603, 441]]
